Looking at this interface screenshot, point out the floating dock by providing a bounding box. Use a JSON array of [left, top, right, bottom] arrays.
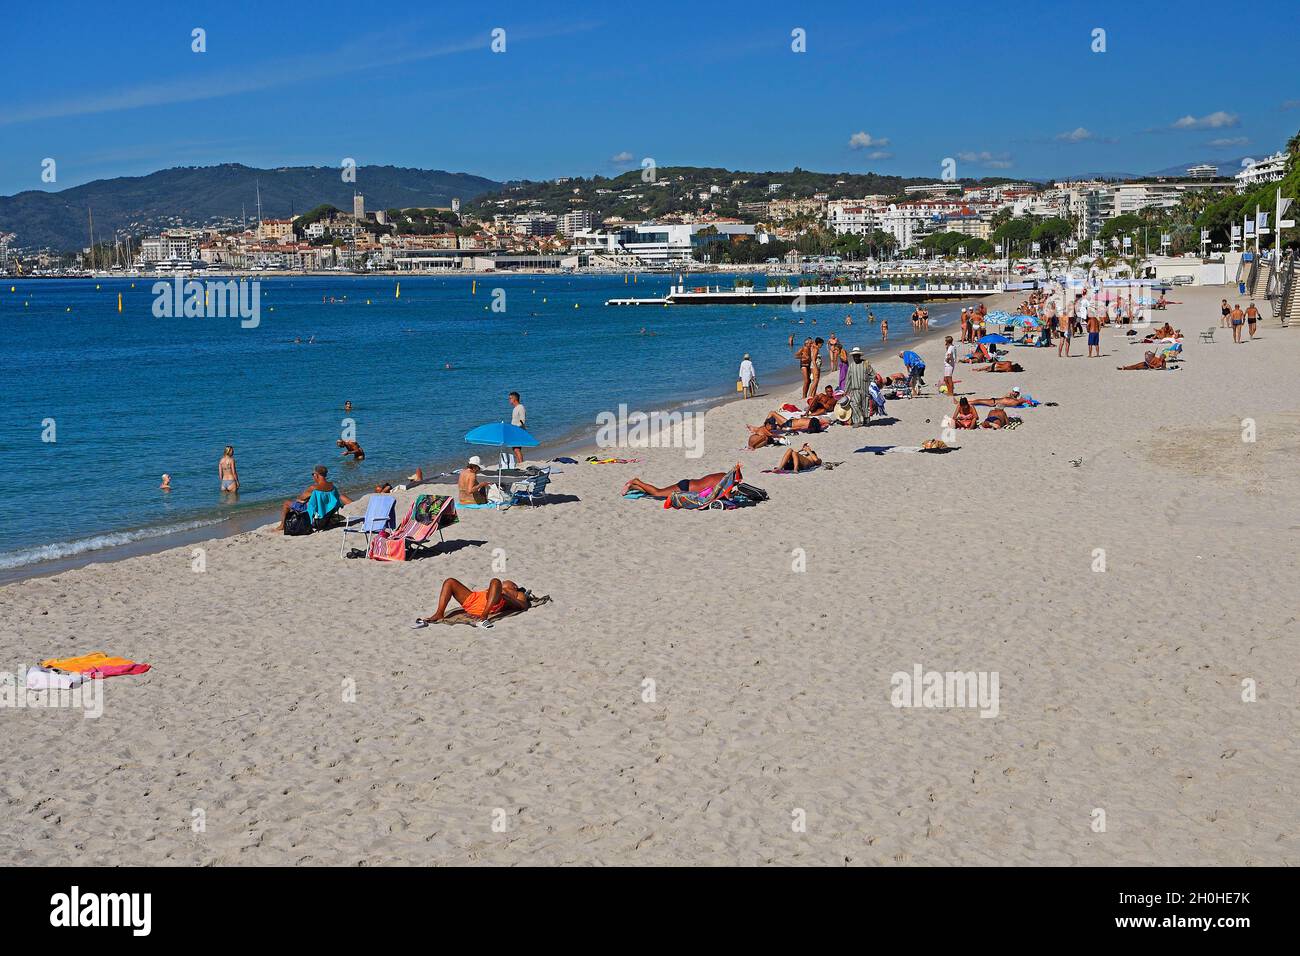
[[606, 282, 1001, 306]]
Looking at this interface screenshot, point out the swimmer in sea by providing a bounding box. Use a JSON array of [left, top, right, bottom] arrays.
[[160, 473, 172, 490]]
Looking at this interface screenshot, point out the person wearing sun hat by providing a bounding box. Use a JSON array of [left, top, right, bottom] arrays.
[[458, 455, 491, 506], [841, 346, 874, 426]]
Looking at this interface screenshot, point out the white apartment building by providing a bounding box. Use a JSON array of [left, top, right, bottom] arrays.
[[572, 222, 755, 265], [1234, 151, 1287, 193], [139, 228, 203, 263], [557, 209, 595, 237]]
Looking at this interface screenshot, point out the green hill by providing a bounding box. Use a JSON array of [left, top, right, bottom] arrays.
[[0, 163, 501, 252]]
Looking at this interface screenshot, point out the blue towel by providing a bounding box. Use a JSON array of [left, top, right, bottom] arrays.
[[306, 489, 339, 522]]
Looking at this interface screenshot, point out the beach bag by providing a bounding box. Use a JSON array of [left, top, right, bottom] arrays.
[[735, 481, 768, 502], [284, 509, 312, 536]]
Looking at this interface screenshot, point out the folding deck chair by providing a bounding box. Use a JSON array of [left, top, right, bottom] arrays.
[[339, 494, 396, 557], [367, 494, 458, 561], [508, 467, 552, 506]]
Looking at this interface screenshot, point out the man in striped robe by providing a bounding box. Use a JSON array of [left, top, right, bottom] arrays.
[[841, 347, 874, 426]]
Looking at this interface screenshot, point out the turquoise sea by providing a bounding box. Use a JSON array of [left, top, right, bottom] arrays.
[[0, 274, 964, 577]]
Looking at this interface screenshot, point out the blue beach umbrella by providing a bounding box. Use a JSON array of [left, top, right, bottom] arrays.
[[978, 333, 1011, 344], [465, 421, 540, 482], [465, 421, 539, 449]]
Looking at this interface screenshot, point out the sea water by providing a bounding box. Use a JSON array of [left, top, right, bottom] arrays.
[[0, 273, 964, 576]]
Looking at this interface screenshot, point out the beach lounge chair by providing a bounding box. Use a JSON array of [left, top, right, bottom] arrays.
[[666, 466, 743, 510], [339, 494, 396, 557], [1199, 327, 1215, 344], [508, 467, 551, 506], [367, 494, 458, 561]]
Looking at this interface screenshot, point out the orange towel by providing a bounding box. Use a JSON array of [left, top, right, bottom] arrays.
[[40, 652, 150, 678]]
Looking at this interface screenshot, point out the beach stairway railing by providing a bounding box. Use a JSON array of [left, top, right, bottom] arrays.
[[1250, 253, 1272, 298], [1274, 251, 1297, 326]]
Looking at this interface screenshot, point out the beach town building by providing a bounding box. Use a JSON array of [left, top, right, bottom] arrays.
[[138, 228, 204, 263], [940, 210, 992, 240], [766, 198, 828, 221], [572, 221, 755, 266], [1234, 151, 1288, 192], [557, 209, 595, 236], [1187, 163, 1218, 180], [256, 218, 295, 242]]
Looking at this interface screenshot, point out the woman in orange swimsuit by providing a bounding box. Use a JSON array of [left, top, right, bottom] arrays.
[[419, 577, 531, 624]]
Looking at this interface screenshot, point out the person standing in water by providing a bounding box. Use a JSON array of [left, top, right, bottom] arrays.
[[219, 446, 239, 492]]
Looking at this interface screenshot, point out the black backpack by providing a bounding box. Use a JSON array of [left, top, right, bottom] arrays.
[[735, 481, 768, 502], [284, 509, 313, 536]]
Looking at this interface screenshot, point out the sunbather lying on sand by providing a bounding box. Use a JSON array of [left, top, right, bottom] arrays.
[[623, 469, 729, 498], [972, 360, 1023, 373], [960, 343, 994, 363], [806, 386, 837, 415], [763, 410, 826, 432], [419, 577, 532, 624], [969, 387, 1036, 408], [777, 443, 822, 472], [980, 408, 1015, 429], [1117, 351, 1167, 370]]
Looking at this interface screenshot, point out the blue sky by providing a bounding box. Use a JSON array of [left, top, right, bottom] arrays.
[[2, 0, 1297, 195]]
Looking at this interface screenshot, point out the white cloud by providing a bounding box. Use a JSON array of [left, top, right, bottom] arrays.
[[1207, 137, 1249, 148], [957, 150, 1013, 169], [1171, 111, 1239, 130], [865, 150, 893, 160], [0, 23, 598, 127], [610, 151, 634, 164], [1055, 127, 1095, 143], [848, 131, 890, 149]]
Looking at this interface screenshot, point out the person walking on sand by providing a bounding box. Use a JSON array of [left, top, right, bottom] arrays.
[[842, 346, 873, 426], [508, 391, 527, 464], [1220, 298, 1231, 328], [828, 333, 841, 372], [738, 353, 757, 398], [1230, 303, 1244, 343], [1246, 301, 1260, 340], [219, 445, 239, 492]]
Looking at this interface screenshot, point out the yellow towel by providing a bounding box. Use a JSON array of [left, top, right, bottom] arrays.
[[40, 652, 136, 673]]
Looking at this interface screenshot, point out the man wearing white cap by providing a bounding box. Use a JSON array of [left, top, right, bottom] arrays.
[[458, 455, 492, 505]]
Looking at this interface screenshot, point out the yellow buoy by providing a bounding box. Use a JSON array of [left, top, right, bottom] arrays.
[[96, 284, 100, 290], [472, 280, 476, 295], [117, 293, 122, 313], [574, 303, 579, 309], [366, 299, 371, 305], [395, 282, 401, 299]]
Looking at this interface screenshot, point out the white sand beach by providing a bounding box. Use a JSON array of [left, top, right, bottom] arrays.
[[2, 283, 1296, 866]]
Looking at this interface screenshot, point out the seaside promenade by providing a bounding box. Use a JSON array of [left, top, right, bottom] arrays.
[[1, 283, 1296, 866]]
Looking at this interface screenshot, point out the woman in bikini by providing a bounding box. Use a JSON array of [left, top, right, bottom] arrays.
[[622, 468, 730, 498], [952, 397, 980, 429], [776, 443, 821, 472]]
